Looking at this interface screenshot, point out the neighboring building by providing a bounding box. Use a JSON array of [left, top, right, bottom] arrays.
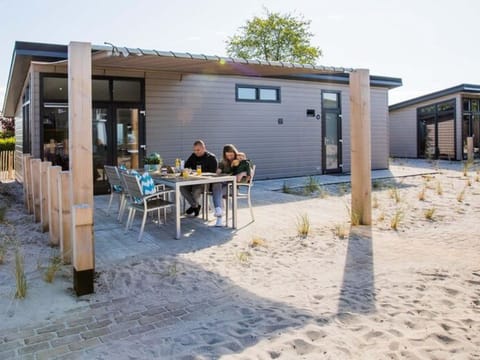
[[3, 41, 401, 194], [389, 84, 480, 160]]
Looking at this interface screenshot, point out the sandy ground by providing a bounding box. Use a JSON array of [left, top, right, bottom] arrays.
[[0, 159, 479, 359]]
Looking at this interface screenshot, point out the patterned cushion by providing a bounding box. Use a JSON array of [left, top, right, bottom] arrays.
[[140, 172, 156, 195]]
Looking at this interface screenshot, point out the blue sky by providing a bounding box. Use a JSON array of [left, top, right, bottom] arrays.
[[1, 0, 479, 108]]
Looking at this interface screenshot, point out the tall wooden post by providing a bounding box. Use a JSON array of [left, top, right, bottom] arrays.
[[467, 137, 474, 162], [31, 159, 42, 222], [68, 41, 94, 296], [23, 154, 33, 213], [40, 161, 52, 232], [59, 171, 72, 264], [350, 69, 372, 225], [48, 166, 62, 245]]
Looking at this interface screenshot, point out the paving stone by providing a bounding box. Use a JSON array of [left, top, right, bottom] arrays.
[[138, 312, 171, 326], [2, 330, 35, 343], [86, 319, 112, 330], [66, 316, 94, 328], [200, 333, 225, 345], [56, 325, 87, 337], [128, 324, 155, 335], [80, 327, 110, 340], [99, 329, 130, 343], [35, 345, 69, 360], [153, 318, 179, 329], [114, 312, 142, 323], [17, 341, 50, 355], [55, 350, 85, 360], [107, 319, 139, 334], [89, 300, 111, 309], [68, 338, 101, 352], [0, 340, 21, 353], [141, 306, 168, 316], [36, 323, 66, 334], [0, 350, 15, 360], [23, 333, 55, 346], [50, 334, 82, 348]]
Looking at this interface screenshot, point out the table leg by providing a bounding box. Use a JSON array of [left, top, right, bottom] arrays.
[[175, 185, 181, 239]]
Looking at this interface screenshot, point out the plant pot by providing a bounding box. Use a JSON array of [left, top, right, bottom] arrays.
[[144, 164, 160, 172]]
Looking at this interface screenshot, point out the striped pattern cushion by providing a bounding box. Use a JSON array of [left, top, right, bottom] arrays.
[[129, 170, 155, 195]]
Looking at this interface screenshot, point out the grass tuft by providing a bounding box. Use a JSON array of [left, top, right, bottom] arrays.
[[389, 187, 401, 203], [377, 211, 385, 222], [250, 236, 267, 248], [372, 195, 379, 209], [303, 176, 320, 195], [457, 187, 467, 202], [463, 160, 472, 177], [14, 249, 27, 299], [390, 209, 403, 231], [44, 253, 63, 283], [0, 243, 5, 265], [436, 181, 443, 195], [334, 224, 348, 239], [296, 213, 310, 238], [418, 186, 426, 201], [424, 207, 436, 220], [236, 251, 251, 264], [282, 181, 293, 194]]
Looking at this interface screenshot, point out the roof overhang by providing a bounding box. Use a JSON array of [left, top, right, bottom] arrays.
[[389, 84, 480, 111], [3, 41, 402, 117]]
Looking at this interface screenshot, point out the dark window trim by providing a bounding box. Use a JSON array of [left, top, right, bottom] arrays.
[[235, 84, 281, 103], [321, 90, 342, 174], [416, 98, 456, 159], [39, 73, 145, 162]]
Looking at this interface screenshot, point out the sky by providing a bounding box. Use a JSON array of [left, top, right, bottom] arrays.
[[1, 0, 479, 109]]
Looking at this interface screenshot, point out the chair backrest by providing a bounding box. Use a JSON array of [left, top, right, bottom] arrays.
[[104, 165, 122, 189], [122, 173, 144, 200]]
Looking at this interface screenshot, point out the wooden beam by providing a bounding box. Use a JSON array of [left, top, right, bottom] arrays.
[[40, 161, 52, 232], [59, 171, 72, 264], [30, 159, 42, 222], [68, 41, 94, 295], [23, 154, 33, 213], [350, 69, 372, 225], [48, 166, 62, 246], [467, 136, 474, 162]]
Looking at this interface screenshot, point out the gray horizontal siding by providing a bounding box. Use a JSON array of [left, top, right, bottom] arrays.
[[145, 73, 390, 179]]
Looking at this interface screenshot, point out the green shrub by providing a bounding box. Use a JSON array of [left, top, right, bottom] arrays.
[[0, 137, 15, 151]]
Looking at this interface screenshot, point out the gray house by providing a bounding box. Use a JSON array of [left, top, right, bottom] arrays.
[[3, 41, 402, 194], [389, 84, 480, 160]]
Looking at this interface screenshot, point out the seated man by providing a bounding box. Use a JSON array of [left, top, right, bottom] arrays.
[[180, 140, 219, 217]]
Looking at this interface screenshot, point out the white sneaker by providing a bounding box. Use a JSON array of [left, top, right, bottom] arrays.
[[214, 207, 223, 218], [215, 217, 223, 227]]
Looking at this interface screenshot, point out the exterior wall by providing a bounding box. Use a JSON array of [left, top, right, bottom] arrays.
[[14, 99, 24, 183], [389, 93, 462, 160], [23, 65, 392, 180], [145, 72, 391, 179]]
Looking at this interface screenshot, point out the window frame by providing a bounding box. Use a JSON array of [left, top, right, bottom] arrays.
[[235, 84, 281, 103]]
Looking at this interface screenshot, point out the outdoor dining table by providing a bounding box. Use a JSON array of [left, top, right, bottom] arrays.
[[151, 173, 237, 239]]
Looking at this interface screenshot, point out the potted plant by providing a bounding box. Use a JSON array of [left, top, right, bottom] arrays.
[[144, 152, 162, 172]]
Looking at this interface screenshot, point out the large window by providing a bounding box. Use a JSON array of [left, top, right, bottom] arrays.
[[462, 97, 480, 159], [417, 100, 455, 159], [40, 75, 143, 169], [236, 84, 281, 103]]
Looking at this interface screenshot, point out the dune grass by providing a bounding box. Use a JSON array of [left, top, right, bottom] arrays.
[[296, 213, 310, 238], [14, 249, 27, 299]]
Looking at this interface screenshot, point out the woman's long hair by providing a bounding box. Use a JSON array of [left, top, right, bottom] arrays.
[[222, 144, 239, 162]]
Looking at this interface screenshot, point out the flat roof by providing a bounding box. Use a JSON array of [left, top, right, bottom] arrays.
[[3, 41, 402, 117], [389, 84, 480, 111]]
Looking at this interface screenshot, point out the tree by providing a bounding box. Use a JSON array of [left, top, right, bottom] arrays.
[[226, 9, 322, 64]]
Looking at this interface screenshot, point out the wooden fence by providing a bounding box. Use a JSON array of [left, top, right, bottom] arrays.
[[0, 150, 14, 181]]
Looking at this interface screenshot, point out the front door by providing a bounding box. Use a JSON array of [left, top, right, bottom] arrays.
[[322, 91, 342, 173], [92, 106, 145, 194]]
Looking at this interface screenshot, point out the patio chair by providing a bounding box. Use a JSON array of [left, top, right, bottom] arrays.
[[122, 173, 175, 241], [104, 165, 125, 217], [227, 164, 256, 222]]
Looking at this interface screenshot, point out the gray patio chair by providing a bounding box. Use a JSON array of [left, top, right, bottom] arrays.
[[104, 165, 125, 217], [122, 173, 175, 241]]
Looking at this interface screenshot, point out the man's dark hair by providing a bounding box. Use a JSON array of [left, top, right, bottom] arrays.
[[193, 140, 205, 147]]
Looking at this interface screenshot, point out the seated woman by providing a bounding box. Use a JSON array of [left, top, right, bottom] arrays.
[[231, 152, 252, 182]]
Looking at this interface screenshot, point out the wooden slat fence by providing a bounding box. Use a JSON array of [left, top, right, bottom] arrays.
[[0, 150, 14, 181]]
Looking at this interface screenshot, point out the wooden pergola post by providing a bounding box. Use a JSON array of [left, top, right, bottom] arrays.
[[23, 154, 33, 213], [40, 161, 52, 232], [467, 137, 474, 162], [58, 171, 72, 264], [48, 166, 62, 245], [68, 41, 94, 296], [31, 159, 42, 222], [349, 69, 372, 225]]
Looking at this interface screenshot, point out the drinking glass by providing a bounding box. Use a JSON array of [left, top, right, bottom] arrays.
[[196, 165, 202, 175]]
